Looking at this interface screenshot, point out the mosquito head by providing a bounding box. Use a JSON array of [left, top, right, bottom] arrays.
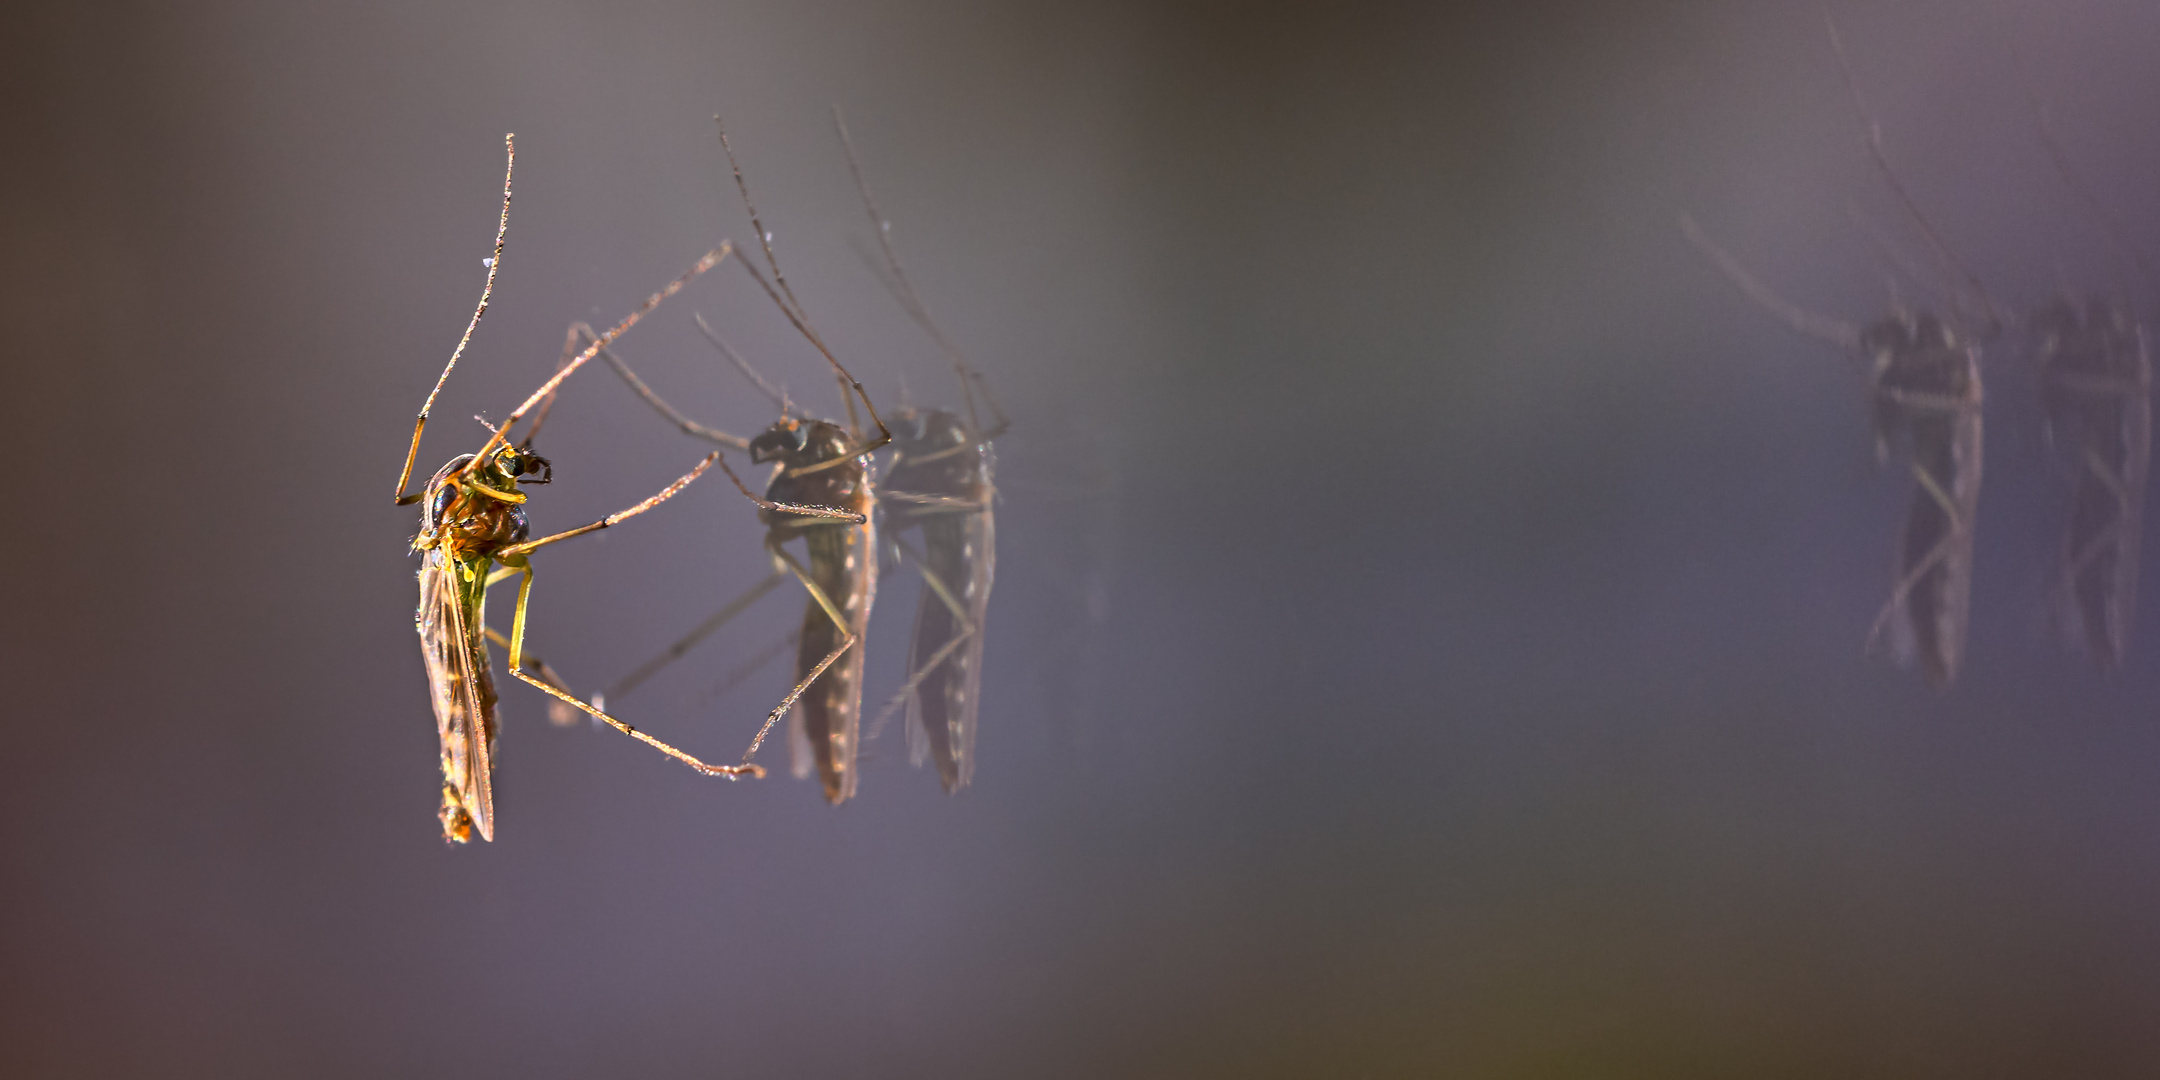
[[477, 444, 553, 489], [748, 417, 851, 468], [748, 418, 810, 465], [888, 406, 968, 456]]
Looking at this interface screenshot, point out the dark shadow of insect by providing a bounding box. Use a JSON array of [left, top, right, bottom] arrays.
[[595, 117, 892, 804], [2010, 55, 2154, 671], [1681, 16, 2001, 689], [833, 107, 1005, 793], [390, 134, 751, 844]]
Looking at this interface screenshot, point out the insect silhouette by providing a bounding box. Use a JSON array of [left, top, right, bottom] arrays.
[[2030, 296, 2150, 668], [597, 118, 891, 804], [2014, 84, 2156, 670], [834, 108, 1004, 792], [392, 134, 761, 843], [1682, 17, 1998, 688]]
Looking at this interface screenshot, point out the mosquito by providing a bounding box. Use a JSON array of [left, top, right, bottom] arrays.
[[1681, 16, 1999, 688], [2028, 297, 2151, 668], [393, 134, 761, 844], [2013, 75, 2155, 670], [595, 118, 892, 804], [832, 107, 1004, 793]]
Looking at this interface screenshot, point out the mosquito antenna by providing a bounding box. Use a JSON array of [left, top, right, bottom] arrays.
[[1997, 4, 2157, 292], [463, 243, 733, 474], [395, 134, 513, 504], [1846, 199, 1958, 315], [714, 116, 808, 322], [713, 116, 891, 458], [1826, 11, 2000, 335], [1680, 213, 1863, 353], [833, 105, 1003, 438], [693, 312, 796, 416], [732, 252, 893, 469]]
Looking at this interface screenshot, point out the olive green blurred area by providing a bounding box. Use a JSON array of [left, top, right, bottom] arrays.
[[9, 0, 2160, 1076]]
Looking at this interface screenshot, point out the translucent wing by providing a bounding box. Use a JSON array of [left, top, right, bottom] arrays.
[[907, 508, 994, 791], [795, 519, 877, 803], [418, 550, 498, 842]]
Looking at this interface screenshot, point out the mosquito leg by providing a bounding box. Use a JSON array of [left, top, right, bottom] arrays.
[[731, 256, 894, 468], [694, 313, 796, 415], [1864, 458, 1970, 651], [1827, 13, 2000, 332], [879, 490, 989, 512], [397, 134, 515, 505], [831, 106, 1005, 440], [463, 243, 733, 475], [2052, 449, 2137, 594], [503, 561, 763, 779], [863, 537, 979, 740], [713, 118, 891, 456], [584, 323, 753, 451], [496, 452, 719, 558], [2084, 445, 2135, 504], [698, 628, 801, 705], [509, 323, 583, 450], [599, 568, 787, 707], [482, 622, 580, 725], [707, 454, 866, 522], [730, 540, 858, 770], [1679, 214, 1863, 352]]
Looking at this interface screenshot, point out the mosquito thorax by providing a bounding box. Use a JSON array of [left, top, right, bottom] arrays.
[[416, 450, 541, 554]]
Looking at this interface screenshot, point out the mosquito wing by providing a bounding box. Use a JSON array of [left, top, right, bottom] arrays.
[[906, 509, 995, 791], [1887, 401, 1982, 689], [418, 550, 499, 842], [796, 518, 878, 804]]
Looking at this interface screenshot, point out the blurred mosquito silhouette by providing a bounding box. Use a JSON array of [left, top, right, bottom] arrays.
[[392, 134, 755, 844], [597, 118, 890, 804], [833, 107, 1004, 793], [1682, 16, 2000, 688], [2007, 37, 2155, 671]]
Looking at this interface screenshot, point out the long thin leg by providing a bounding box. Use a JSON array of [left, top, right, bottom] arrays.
[[1865, 457, 1970, 650], [396, 134, 514, 505], [880, 490, 989, 512], [510, 324, 583, 450], [864, 536, 979, 739], [698, 629, 800, 705], [599, 568, 787, 707], [497, 452, 719, 558], [1679, 214, 1862, 352], [481, 623, 580, 725], [731, 541, 859, 769], [712, 118, 892, 462], [732, 255, 893, 471], [505, 563, 764, 778], [585, 322, 753, 451], [694, 313, 795, 415], [832, 107, 1006, 440], [708, 454, 866, 522], [2055, 449, 2137, 586], [464, 242, 733, 475], [1826, 13, 1999, 334]]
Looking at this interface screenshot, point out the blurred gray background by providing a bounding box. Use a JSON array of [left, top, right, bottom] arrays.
[[9, 0, 2160, 1075]]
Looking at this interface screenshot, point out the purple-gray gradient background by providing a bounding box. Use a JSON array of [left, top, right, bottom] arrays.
[[9, 0, 2160, 1075]]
